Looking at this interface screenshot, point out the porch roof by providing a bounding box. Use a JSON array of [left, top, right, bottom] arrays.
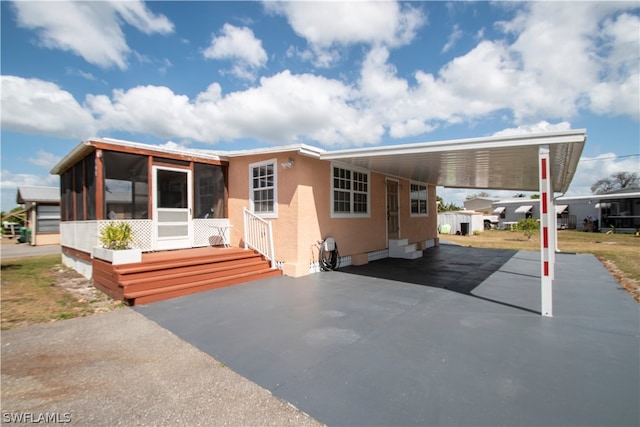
[[50, 137, 227, 174], [320, 129, 586, 193]]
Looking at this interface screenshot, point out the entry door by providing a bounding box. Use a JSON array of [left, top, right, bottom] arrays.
[[153, 166, 192, 250], [387, 180, 399, 239]]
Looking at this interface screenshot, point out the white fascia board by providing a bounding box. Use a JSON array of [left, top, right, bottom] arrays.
[[222, 143, 325, 159], [98, 137, 224, 161]]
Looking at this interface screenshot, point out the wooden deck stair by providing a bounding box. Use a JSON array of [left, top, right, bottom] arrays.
[[93, 247, 281, 306]]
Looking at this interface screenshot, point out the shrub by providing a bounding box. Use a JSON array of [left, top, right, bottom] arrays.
[[514, 218, 539, 241], [99, 222, 133, 250]]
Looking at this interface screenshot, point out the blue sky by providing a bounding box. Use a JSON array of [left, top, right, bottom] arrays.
[[1, 1, 639, 212]]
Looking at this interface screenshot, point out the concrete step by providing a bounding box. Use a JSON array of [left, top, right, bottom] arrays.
[[388, 239, 423, 260], [388, 238, 409, 247]]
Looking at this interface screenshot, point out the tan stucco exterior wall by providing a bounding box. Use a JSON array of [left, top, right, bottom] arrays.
[[35, 234, 61, 246], [228, 151, 438, 277]]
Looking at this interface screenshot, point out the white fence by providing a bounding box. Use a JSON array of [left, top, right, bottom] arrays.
[[243, 208, 276, 269], [62, 218, 231, 254]]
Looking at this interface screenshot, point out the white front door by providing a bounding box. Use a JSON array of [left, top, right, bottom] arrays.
[[153, 166, 192, 250]]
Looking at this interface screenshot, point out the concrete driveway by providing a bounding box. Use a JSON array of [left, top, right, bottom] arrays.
[[136, 245, 639, 426]]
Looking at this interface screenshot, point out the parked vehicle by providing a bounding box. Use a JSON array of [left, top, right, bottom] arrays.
[[483, 215, 499, 230]]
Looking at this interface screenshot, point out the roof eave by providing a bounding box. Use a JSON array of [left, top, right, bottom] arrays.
[[50, 140, 94, 175]]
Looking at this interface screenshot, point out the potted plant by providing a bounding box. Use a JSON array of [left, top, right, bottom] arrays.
[[93, 221, 142, 265]]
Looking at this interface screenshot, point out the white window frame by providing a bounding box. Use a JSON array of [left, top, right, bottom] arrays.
[[249, 158, 278, 218], [330, 162, 370, 218], [409, 181, 429, 217]]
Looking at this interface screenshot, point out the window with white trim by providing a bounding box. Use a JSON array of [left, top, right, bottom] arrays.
[[249, 159, 277, 217], [332, 165, 369, 216], [410, 183, 428, 216]]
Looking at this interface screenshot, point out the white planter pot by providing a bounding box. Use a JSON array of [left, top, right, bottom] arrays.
[[93, 247, 142, 265]]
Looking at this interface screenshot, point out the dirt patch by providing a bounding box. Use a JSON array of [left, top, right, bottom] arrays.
[[597, 256, 640, 303], [49, 264, 122, 314]]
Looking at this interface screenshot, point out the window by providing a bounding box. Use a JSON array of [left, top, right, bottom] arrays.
[[103, 151, 149, 219], [194, 163, 226, 218], [36, 204, 60, 233], [332, 165, 369, 217], [85, 153, 96, 220], [249, 159, 277, 217], [410, 183, 428, 216], [74, 162, 84, 220], [61, 169, 72, 221]]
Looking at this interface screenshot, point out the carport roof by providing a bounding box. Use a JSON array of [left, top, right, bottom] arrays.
[[320, 129, 586, 193]]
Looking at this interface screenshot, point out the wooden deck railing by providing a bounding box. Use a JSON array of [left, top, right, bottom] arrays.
[[243, 208, 276, 269]]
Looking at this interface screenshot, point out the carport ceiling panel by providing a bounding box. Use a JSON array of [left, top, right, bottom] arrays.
[[439, 145, 540, 190], [321, 130, 586, 192]]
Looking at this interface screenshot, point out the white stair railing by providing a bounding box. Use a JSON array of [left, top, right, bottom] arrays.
[[243, 208, 276, 269]]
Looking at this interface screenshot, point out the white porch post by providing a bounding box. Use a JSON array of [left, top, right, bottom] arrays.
[[539, 145, 554, 317]]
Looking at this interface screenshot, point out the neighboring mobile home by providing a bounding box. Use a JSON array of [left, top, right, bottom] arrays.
[[16, 186, 61, 246], [51, 130, 586, 308], [491, 189, 640, 232]]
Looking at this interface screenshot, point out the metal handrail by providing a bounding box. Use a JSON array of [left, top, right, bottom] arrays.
[[243, 208, 276, 269]]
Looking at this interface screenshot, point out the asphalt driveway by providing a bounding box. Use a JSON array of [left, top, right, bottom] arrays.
[[0, 241, 60, 260], [136, 245, 640, 426]]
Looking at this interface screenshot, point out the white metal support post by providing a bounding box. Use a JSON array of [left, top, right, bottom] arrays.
[[539, 145, 554, 317]]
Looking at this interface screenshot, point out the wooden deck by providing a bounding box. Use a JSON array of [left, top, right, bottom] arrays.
[[93, 246, 281, 305]]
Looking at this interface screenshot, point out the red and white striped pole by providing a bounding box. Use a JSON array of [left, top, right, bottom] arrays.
[[539, 145, 553, 317]]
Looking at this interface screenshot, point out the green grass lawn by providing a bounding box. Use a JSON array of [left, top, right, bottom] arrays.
[[1, 255, 122, 330]]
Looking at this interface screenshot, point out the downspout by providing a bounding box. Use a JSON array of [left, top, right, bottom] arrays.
[[552, 192, 565, 253]]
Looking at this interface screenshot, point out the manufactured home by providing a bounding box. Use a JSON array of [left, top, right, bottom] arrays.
[[51, 130, 587, 310], [16, 186, 61, 246], [491, 190, 640, 232]]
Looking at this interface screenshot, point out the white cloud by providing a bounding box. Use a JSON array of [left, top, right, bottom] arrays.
[[10, 0, 173, 69], [441, 24, 462, 53], [492, 121, 572, 137], [3, 3, 638, 150], [0, 170, 58, 211], [203, 24, 268, 81], [157, 140, 189, 151], [83, 71, 382, 146], [265, 1, 424, 67], [567, 154, 640, 197], [28, 150, 62, 169], [1, 76, 96, 138], [497, 2, 640, 121]]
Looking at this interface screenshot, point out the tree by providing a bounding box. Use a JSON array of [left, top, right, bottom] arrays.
[[591, 172, 639, 194], [514, 217, 539, 241], [530, 194, 540, 199], [1, 206, 26, 226], [436, 196, 462, 212]]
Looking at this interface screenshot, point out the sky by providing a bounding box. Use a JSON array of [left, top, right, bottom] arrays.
[[1, 0, 639, 212]]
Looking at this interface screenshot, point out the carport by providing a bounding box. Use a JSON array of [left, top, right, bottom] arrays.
[[136, 244, 639, 426], [321, 129, 587, 316]]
